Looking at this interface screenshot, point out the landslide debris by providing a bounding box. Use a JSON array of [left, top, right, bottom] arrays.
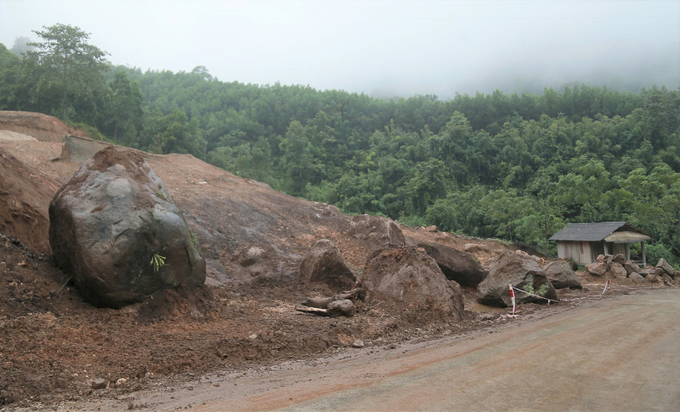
[[299, 239, 357, 291], [361, 247, 464, 321], [49, 146, 206, 308], [478, 251, 557, 307], [0, 147, 60, 254], [417, 241, 488, 287]]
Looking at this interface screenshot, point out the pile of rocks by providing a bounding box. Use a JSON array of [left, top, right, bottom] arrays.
[[585, 254, 676, 285]]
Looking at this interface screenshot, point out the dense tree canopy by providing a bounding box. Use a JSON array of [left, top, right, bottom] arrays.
[[1, 24, 679, 267]]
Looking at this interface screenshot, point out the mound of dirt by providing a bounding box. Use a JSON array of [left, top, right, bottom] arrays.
[[49, 146, 206, 308], [0, 111, 89, 143], [0, 130, 36, 141], [0, 147, 60, 254], [362, 247, 464, 321]]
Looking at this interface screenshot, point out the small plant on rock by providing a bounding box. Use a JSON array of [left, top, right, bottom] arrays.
[[150, 254, 166, 272]]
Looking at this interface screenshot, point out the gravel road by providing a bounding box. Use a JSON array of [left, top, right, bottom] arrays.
[[51, 288, 679, 412]]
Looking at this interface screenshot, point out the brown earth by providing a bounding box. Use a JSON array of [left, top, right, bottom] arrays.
[[0, 127, 676, 408], [0, 111, 89, 143]]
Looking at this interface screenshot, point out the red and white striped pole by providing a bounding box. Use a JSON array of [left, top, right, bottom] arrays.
[[509, 284, 516, 316], [601, 279, 610, 295]]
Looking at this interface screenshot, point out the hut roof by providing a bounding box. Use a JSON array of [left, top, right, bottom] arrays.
[[549, 222, 651, 242]]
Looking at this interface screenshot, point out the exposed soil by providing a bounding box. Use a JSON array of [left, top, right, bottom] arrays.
[[0, 123, 676, 409], [0, 111, 89, 143]]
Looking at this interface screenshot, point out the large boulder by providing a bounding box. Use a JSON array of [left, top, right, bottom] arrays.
[[49, 147, 206, 308], [624, 260, 641, 275], [361, 247, 464, 319], [478, 251, 557, 307], [585, 258, 608, 277], [348, 215, 405, 250], [299, 239, 356, 291], [417, 242, 488, 287], [544, 261, 582, 290], [606, 262, 628, 280]]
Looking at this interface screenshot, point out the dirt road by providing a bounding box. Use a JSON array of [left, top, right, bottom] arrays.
[[50, 289, 679, 412]]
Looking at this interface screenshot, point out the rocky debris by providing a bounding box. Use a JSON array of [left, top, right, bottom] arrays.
[[348, 215, 405, 250], [624, 261, 641, 275], [235, 245, 266, 267], [299, 239, 356, 291], [49, 146, 206, 308], [327, 299, 356, 318], [417, 242, 488, 287], [653, 267, 667, 278], [515, 249, 545, 265], [612, 254, 626, 265], [544, 261, 582, 289], [361, 247, 464, 320], [607, 262, 628, 280], [352, 339, 364, 348], [637, 267, 653, 277], [646, 274, 660, 283], [115, 378, 127, 388], [656, 258, 678, 279], [0, 147, 61, 254], [661, 273, 674, 286], [629, 272, 644, 282], [91, 378, 107, 390], [302, 296, 335, 309], [478, 251, 557, 307], [464, 243, 489, 253], [586, 255, 627, 279]]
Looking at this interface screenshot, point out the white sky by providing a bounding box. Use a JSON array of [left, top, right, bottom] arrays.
[[1, 0, 679, 97]]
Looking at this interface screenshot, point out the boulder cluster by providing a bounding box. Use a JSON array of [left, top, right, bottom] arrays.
[[586, 254, 676, 285], [477, 251, 581, 307]]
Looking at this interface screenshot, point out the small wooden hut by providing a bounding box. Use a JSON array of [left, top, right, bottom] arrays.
[[549, 222, 651, 266]]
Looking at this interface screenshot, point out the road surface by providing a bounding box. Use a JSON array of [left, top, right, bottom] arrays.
[[75, 289, 680, 411]]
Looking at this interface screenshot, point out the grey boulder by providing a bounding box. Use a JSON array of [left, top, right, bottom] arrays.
[[299, 239, 356, 291], [478, 251, 557, 307], [544, 261, 582, 289], [49, 146, 206, 308], [417, 242, 488, 287]]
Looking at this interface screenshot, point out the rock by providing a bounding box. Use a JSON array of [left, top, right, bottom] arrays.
[[352, 340, 365, 348], [656, 258, 677, 279], [49, 147, 206, 308], [248, 334, 258, 340], [624, 260, 641, 275], [629, 272, 644, 282], [654, 267, 666, 277], [637, 268, 653, 277], [362, 247, 464, 319], [115, 378, 127, 388], [646, 274, 660, 283], [661, 273, 673, 286], [417, 242, 488, 287], [301, 296, 334, 309], [585, 260, 607, 277], [479, 313, 497, 321], [544, 261, 582, 289], [348, 215, 405, 250], [612, 254, 626, 265], [299, 239, 356, 291], [477, 251, 557, 307], [239, 246, 264, 267], [464, 243, 490, 253], [326, 299, 355, 318], [606, 262, 628, 280], [91, 378, 107, 390]]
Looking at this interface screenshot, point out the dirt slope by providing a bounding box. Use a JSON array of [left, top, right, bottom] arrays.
[[0, 111, 89, 143], [0, 147, 61, 254]]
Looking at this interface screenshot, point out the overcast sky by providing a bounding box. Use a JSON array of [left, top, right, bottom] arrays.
[[1, 0, 678, 97]]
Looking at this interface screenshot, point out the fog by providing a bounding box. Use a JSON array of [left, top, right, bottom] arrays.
[[1, 0, 678, 98]]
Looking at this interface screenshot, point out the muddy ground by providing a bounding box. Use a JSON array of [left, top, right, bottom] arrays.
[[0, 134, 675, 409]]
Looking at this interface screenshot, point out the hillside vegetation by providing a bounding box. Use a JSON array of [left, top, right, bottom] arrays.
[[1, 25, 679, 265]]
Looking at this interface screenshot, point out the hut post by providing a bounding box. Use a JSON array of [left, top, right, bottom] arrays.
[[641, 242, 646, 267]]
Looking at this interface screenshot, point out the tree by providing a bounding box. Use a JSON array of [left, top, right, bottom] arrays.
[[26, 24, 109, 121], [107, 71, 143, 142], [9, 36, 35, 56]]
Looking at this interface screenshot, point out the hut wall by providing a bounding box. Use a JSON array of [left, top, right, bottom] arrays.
[[557, 241, 594, 265]]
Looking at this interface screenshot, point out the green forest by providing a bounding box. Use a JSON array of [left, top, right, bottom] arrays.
[[1, 24, 679, 267]]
